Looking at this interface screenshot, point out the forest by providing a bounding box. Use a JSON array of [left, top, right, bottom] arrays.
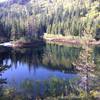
[[0, 0, 100, 43], [0, 0, 100, 99]]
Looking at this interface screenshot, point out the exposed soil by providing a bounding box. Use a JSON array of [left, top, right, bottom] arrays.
[[44, 37, 100, 46], [0, 37, 100, 48]]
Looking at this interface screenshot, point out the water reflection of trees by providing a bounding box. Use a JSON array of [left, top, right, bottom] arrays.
[[0, 65, 11, 99], [19, 77, 81, 99], [0, 48, 11, 89], [0, 44, 81, 73], [94, 46, 100, 69], [74, 45, 100, 99], [0, 44, 100, 99], [42, 44, 81, 72], [0, 45, 45, 71]]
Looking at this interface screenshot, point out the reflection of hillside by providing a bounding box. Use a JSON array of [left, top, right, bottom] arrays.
[[0, 45, 100, 99], [94, 46, 100, 69], [93, 46, 100, 96], [43, 44, 81, 68], [0, 65, 11, 98], [19, 77, 82, 99], [0, 45, 45, 71], [74, 45, 100, 99], [0, 44, 81, 73]]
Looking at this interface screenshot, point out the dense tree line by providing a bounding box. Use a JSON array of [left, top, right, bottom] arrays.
[[0, 0, 99, 41]]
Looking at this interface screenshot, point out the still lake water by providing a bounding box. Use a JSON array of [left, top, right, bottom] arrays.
[[0, 44, 100, 99]]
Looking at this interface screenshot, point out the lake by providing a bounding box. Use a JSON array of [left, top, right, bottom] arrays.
[[0, 44, 100, 99]]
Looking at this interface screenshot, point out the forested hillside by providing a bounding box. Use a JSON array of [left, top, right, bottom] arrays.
[[0, 0, 100, 42]]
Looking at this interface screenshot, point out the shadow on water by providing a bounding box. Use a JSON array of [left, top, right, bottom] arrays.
[[0, 44, 100, 99]]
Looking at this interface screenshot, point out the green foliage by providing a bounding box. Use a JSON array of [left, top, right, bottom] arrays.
[[0, 0, 99, 42]]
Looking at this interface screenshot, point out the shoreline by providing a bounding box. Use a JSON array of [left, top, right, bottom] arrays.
[[44, 37, 100, 45], [43, 34, 100, 46], [0, 36, 100, 48], [0, 39, 45, 48]]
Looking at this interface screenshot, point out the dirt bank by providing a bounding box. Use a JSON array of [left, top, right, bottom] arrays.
[[44, 37, 100, 46]]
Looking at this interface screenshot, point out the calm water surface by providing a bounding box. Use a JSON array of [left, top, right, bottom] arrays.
[[0, 44, 100, 99]]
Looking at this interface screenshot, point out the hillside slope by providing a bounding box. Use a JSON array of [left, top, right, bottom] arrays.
[[0, 0, 100, 42]]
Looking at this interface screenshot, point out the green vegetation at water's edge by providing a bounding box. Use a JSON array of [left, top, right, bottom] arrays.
[[0, 0, 100, 42]]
